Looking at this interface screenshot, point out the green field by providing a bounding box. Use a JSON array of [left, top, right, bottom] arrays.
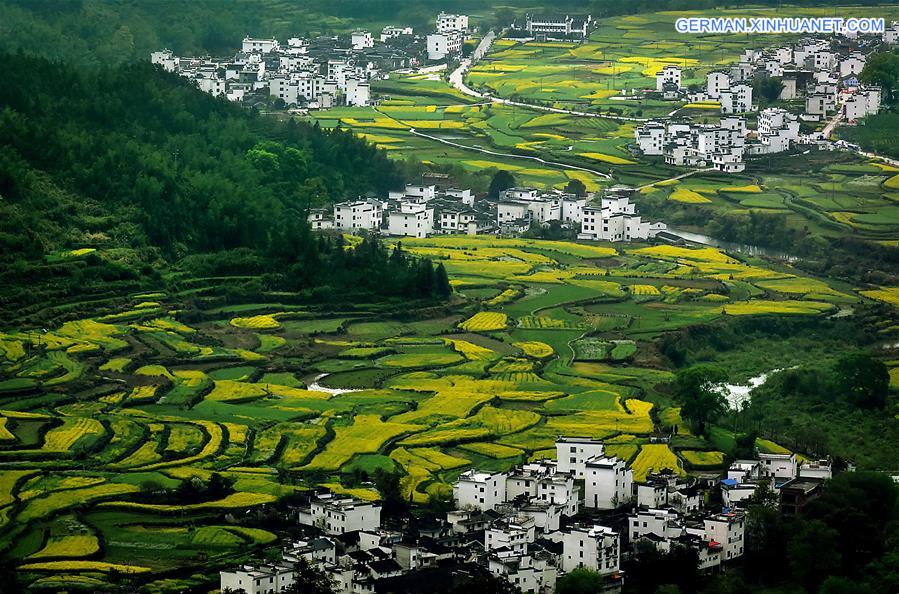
[[0, 233, 864, 590]]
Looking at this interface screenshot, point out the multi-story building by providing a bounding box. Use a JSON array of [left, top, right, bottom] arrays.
[[351, 30, 374, 50], [454, 469, 508, 511], [719, 83, 753, 114], [307, 208, 335, 230], [150, 49, 180, 72], [656, 65, 682, 92], [521, 14, 594, 39], [555, 437, 606, 479], [584, 456, 633, 509], [221, 564, 296, 594], [635, 121, 666, 155], [387, 202, 434, 238], [758, 452, 798, 482], [242, 37, 279, 53], [426, 31, 463, 61], [629, 508, 683, 542], [486, 515, 537, 553], [704, 512, 745, 562], [706, 71, 730, 99], [333, 199, 383, 232], [561, 525, 621, 576], [298, 493, 382, 535], [436, 12, 469, 33]]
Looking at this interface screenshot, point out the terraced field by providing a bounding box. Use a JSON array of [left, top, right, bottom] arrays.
[[0, 234, 862, 590]]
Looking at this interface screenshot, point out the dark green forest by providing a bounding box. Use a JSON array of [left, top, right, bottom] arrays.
[[0, 55, 453, 322]]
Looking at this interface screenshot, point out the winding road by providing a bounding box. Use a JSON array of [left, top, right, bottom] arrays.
[[447, 34, 648, 123]]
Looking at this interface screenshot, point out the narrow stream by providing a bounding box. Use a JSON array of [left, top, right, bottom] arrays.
[[718, 369, 785, 409], [307, 373, 362, 396]]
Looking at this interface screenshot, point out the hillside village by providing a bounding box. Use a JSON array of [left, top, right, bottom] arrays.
[[150, 11, 475, 109], [151, 12, 897, 180], [634, 29, 894, 172], [221, 436, 833, 594], [307, 179, 667, 242]]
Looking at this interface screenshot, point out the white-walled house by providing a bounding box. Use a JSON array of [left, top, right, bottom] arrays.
[[437, 12, 469, 33], [454, 469, 508, 511], [629, 508, 683, 541], [298, 493, 382, 535], [242, 37, 279, 53], [351, 30, 374, 50], [387, 202, 433, 238], [656, 65, 682, 92], [446, 187, 474, 206], [555, 437, 605, 479], [561, 525, 621, 575], [719, 83, 752, 114], [344, 77, 370, 107], [706, 71, 730, 99], [489, 550, 556, 594], [151, 49, 180, 72], [308, 208, 335, 230], [221, 564, 296, 594], [333, 199, 383, 232], [884, 22, 899, 44], [381, 25, 414, 42], [704, 512, 745, 562], [427, 31, 463, 61], [636, 482, 668, 509], [758, 453, 797, 482], [584, 456, 633, 509], [560, 197, 585, 224], [798, 459, 832, 480], [578, 199, 666, 242], [839, 53, 866, 77], [497, 201, 530, 226], [486, 515, 536, 553], [635, 122, 665, 155], [391, 184, 437, 202], [282, 538, 337, 566]]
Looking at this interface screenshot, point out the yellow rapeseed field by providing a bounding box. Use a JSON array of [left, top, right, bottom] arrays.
[[229, 315, 281, 329], [630, 444, 684, 481], [670, 188, 712, 204], [513, 341, 554, 359], [459, 312, 508, 332]]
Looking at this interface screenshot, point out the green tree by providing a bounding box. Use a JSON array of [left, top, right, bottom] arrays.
[[556, 568, 605, 594], [282, 558, 336, 594], [374, 468, 407, 517], [488, 169, 517, 199], [564, 178, 587, 197], [671, 365, 727, 436], [788, 520, 841, 593], [860, 50, 899, 103], [834, 353, 889, 409], [753, 76, 784, 104], [435, 263, 452, 297], [818, 576, 866, 594]]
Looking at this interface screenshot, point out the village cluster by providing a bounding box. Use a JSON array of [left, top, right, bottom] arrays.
[[149, 12, 478, 109], [148, 10, 604, 111], [307, 178, 667, 242], [221, 437, 833, 594], [635, 27, 897, 172]]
